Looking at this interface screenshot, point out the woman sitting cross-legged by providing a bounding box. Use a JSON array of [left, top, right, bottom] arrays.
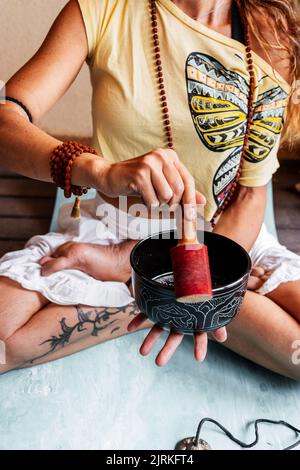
[[0, 0, 300, 379]]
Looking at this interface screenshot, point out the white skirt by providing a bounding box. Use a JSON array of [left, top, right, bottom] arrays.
[[0, 194, 299, 306]]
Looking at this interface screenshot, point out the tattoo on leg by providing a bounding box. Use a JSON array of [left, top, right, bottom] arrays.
[[30, 302, 139, 364]]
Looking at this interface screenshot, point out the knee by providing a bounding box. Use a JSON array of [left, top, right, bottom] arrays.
[[285, 339, 300, 381], [0, 326, 13, 344], [273, 337, 300, 381], [0, 337, 23, 374], [0, 313, 18, 342]]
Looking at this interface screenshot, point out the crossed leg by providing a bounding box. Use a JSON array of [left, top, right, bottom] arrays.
[[0, 276, 149, 374], [224, 284, 300, 379], [0, 274, 300, 379]]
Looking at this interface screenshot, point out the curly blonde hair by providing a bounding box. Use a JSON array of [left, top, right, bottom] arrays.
[[244, 0, 300, 147]]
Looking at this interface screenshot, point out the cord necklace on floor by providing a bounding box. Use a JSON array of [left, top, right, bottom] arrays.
[[175, 417, 300, 450]]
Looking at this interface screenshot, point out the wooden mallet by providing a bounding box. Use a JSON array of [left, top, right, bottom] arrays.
[[171, 202, 212, 303]]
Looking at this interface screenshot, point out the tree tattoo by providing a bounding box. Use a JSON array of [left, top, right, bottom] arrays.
[[30, 302, 139, 364]]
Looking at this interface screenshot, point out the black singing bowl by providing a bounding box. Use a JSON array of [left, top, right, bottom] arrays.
[[130, 231, 251, 334]]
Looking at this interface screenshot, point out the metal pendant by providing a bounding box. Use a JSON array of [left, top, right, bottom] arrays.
[[175, 437, 211, 450]]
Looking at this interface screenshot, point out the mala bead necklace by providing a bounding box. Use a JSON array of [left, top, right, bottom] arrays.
[[50, 1, 255, 230], [149, 0, 256, 228]]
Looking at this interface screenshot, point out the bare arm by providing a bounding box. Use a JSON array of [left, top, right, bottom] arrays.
[[0, 0, 205, 211], [0, 0, 90, 182], [213, 185, 267, 252]]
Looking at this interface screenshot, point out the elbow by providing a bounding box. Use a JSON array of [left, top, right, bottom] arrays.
[[0, 105, 30, 131], [234, 184, 267, 211], [0, 107, 14, 131]]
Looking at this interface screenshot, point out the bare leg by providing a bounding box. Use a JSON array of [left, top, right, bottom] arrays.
[[224, 290, 300, 380], [1, 287, 300, 379], [1, 302, 152, 374], [0, 240, 140, 368], [0, 277, 48, 340], [0, 240, 152, 374], [266, 280, 300, 322]]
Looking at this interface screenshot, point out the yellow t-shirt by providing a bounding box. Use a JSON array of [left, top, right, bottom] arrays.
[[78, 0, 291, 221]]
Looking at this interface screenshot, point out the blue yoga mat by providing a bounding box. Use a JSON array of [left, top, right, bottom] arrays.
[[1, 182, 299, 450]]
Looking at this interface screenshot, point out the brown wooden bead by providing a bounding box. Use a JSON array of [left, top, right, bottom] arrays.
[[149, 0, 256, 227], [50, 141, 98, 201]]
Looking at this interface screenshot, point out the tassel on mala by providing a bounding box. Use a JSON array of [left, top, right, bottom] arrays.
[[70, 196, 81, 219]]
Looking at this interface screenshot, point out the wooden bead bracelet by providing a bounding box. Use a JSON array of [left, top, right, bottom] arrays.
[[50, 141, 98, 219]]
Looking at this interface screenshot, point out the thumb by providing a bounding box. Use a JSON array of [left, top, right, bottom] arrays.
[[40, 256, 72, 277]]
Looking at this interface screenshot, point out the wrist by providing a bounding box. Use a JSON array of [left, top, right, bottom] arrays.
[[71, 153, 111, 189]]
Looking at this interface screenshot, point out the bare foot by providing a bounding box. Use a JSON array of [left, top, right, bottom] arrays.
[[40, 240, 137, 282]]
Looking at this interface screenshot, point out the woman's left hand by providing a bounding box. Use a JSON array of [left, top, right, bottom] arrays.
[[127, 314, 227, 366]]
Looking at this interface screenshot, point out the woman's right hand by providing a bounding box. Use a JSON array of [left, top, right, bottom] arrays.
[[90, 148, 205, 209]]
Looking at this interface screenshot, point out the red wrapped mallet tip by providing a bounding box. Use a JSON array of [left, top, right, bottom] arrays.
[[171, 243, 212, 303], [171, 205, 213, 303]]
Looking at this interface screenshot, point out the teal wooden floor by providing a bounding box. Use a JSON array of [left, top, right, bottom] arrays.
[[0, 332, 299, 450], [0, 165, 299, 450]]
